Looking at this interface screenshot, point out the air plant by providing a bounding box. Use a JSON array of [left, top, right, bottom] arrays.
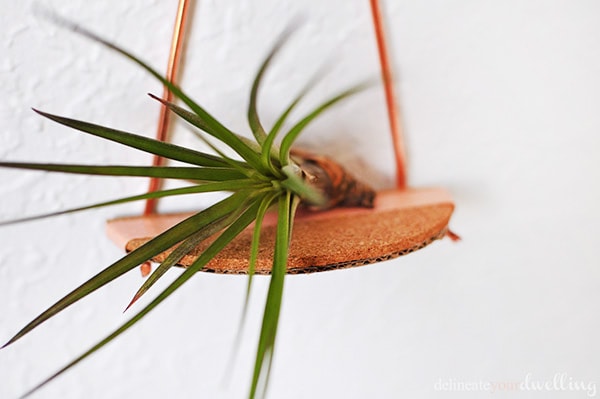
[[0, 15, 375, 399]]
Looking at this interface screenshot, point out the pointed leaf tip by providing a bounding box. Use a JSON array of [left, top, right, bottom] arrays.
[[124, 294, 141, 313], [1, 333, 22, 349], [148, 93, 162, 102], [32, 108, 53, 119]]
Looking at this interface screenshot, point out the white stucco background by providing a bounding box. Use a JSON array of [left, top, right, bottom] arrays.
[[1, 1, 599, 398]]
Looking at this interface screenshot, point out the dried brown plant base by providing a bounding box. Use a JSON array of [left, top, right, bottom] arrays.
[[108, 187, 453, 274]]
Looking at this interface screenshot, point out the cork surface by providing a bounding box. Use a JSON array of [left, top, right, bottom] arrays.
[[119, 189, 454, 274]]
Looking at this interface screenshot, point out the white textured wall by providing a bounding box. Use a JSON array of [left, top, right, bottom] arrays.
[[1, 1, 599, 398]]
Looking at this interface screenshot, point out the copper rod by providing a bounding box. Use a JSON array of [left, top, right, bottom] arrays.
[[369, 0, 407, 189], [144, 0, 191, 215]]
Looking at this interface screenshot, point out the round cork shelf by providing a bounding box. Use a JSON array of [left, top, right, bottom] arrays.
[[106, 187, 454, 274]]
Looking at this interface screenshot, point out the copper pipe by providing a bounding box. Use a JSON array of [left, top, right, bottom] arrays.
[[369, 0, 407, 189], [144, 0, 192, 215]]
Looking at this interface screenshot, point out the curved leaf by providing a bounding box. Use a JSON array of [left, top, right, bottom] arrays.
[[279, 81, 372, 165], [41, 14, 265, 171], [126, 193, 259, 307], [2, 191, 254, 348], [19, 199, 262, 398], [0, 180, 261, 226], [225, 191, 279, 378], [148, 94, 265, 163], [34, 109, 233, 168], [262, 67, 326, 173], [280, 165, 325, 206], [0, 162, 247, 181], [248, 28, 295, 145], [249, 192, 296, 399]]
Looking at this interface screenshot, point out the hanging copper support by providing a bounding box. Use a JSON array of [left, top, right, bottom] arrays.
[[369, 0, 408, 189], [144, 0, 192, 215]]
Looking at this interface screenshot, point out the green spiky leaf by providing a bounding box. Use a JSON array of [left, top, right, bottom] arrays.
[[34, 109, 235, 168], [249, 192, 297, 398], [148, 94, 266, 159], [261, 68, 325, 173], [18, 200, 263, 398], [279, 81, 373, 165], [39, 15, 266, 172], [126, 191, 257, 307], [0, 180, 262, 226], [226, 191, 280, 373], [2, 191, 256, 349], [248, 28, 295, 145], [1, 13, 371, 399], [0, 161, 248, 180]]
